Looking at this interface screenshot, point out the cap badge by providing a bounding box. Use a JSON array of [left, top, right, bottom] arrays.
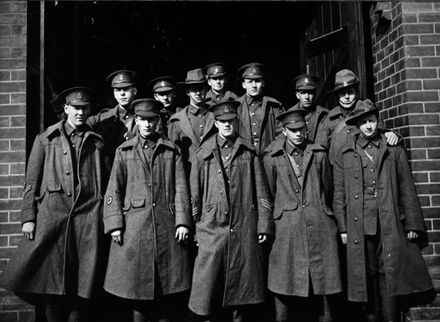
[[224, 106, 229, 113], [250, 67, 257, 75], [304, 78, 309, 84], [77, 92, 82, 99], [214, 67, 219, 75], [160, 81, 166, 87], [343, 81, 348, 87], [118, 74, 124, 81]]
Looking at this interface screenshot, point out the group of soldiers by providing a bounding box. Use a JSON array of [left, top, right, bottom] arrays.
[[1, 62, 434, 322]]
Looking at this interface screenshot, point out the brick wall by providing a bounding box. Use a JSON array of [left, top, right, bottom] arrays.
[[370, 1, 440, 267], [0, 1, 33, 321]]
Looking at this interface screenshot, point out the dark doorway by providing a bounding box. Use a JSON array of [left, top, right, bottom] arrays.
[[40, 1, 319, 126]]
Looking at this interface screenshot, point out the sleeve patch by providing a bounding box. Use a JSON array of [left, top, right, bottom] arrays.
[[107, 196, 113, 205], [260, 199, 272, 212]]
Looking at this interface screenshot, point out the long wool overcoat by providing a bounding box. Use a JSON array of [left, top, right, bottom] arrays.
[[103, 135, 192, 300], [236, 95, 285, 155], [188, 135, 272, 315], [263, 138, 341, 297], [333, 132, 433, 302], [288, 103, 328, 146], [2, 121, 106, 299]]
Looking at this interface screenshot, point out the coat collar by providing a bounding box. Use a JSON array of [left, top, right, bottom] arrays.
[[46, 120, 102, 142], [197, 135, 255, 161], [265, 137, 324, 157]]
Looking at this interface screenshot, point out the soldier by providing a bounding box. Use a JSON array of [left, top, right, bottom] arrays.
[[204, 62, 237, 105], [321, 69, 398, 159], [87, 69, 138, 170], [236, 62, 284, 155], [148, 76, 182, 135], [333, 99, 433, 321], [263, 109, 341, 322], [1, 87, 107, 322], [168, 68, 217, 174], [103, 98, 192, 322], [188, 100, 272, 321], [288, 74, 328, 145]]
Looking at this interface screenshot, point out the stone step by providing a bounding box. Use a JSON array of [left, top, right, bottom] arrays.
[[407, 306, 440, 321]]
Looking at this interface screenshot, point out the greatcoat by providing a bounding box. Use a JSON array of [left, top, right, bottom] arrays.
[[332, 132, 433, 302], [205, 89, 238, 106], [103, 135, 192, 300], [288, 103, 328, 146], [236, 94, 285, 155], [188, 135, 272, 315], [263, 138, 341, 297], [1, 121, 106, 299], [168, 105, 217, 174]]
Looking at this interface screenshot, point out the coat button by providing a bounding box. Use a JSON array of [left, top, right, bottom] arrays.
[[152, 203, 156, 207], [354, 153, 358, 158], [354, 239, 359, 244], [295, 189, 299, 193], [354, 174, 358, 179], [370, 168, 375, 172], [230, 228, 234, 232], [148, 183, 151, 187], [67, 192, 72, 197], [224, 211, 228, 215], [354, 195, 359, 199], [65, 170, 70, 175], [302, 205, 306, 208], [220, 190, 223, 194], [354, 217, 358, 221], [63, 151, 67, 155]]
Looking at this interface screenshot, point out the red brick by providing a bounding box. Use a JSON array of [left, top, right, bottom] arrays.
[[402, 23, 434, 35], [425, 219, 433, 230], [418, 12, 440, 23], [0, 151, 25, 163], [404, 35, 419, 46], [9, 211, 20, 223], [10, 1, 27, 13], [413, 172, 429, 183], [9, 164, 24, 175], [401, 2, 433, 11], [423, 244, 434, 255], [0, 222, 21, 234], [0, 94, 10, 105], [0, 13, 26, 24], [418, 195, 431, 207], [406, 46, 436, 57], [409, 149, 427, 159], [0, 59, 25, 69], [10, 70, 25, 81], [10, 116, 24, 127], [433, 219, 440, 230], [0, 117, 9, 127], [8, 235, 22, 248], [402, 13, 417, 23], [10, 140, 24, 151], [11, 25, 25, 36], [9, 187, 21, 199], [0, 71, 11, 81], [0, 211, 8, 223], [406, 67, 437, 79], [10, 94, 25, 104], [428, 149, 440, 159], [0, 311, 17, 321], [406, 91, 439, 102], [0, 82, 25, 93], [411, 160, 440, 171], [426, 126, 440, 136], [0, 2, 10, 13], [0, 165, 8, 175], [11, 48, 25, 59], [425, 103, 440, 113], [422, 79, 440, 90], [408, 114, 439, 125], [422, 57, 440, 68], [0, 188, 8, 199], [429, 231, 440, 242], [423, 207, 440, 219], [0, 128, 24, 139], [433, 196, 440, 207], [0, 176, 25, 187], [431, 173, 440, 182], [0, 25, 11, 36], [416, 184, 440, 195], [420, 34, 440, 45], [0, 105, 25, 116], [0, 140, 9, 151]]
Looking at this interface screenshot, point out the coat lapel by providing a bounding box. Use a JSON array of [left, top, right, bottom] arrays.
[[133, 138, 151, 174], [179, 107, 199, 144]]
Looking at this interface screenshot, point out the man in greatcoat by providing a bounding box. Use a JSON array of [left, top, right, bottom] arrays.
[[204, 62, 237, 106], [168, 68, 217, 175], [188, 100, 272, 321], [321, 69, 398, 160], [332, 99, 433, 321], [148, 75, 182, 136], [236, 62, 285, 155], [288, 74, 328, 146], [87, 69, 138, 171], [1, 87, 107, 322], [263, 109, 341, 322], [103, 98, 192, 322]]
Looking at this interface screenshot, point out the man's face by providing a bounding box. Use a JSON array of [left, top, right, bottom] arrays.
[[296, 89, 316, 109], [242, 77, 264, 97], [186, 84, 206, 106], [337, 86, 358, 110], [215, 118, 238, 139], [135, 115, 159, 138], [64, 104, 91, 128], [282, 126, 306, 146], [154, 90, 176, 109], [357, 114, 378, 138], [113, 86, 137, 108], [208, 76, 226, 93]]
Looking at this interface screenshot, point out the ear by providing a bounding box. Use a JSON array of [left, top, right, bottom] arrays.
[[133, 87, 138, 96], [214, 120, 220, 129], [153, 93, 159, 100], [295, 92, 301, 100], [134, 117, 140, 126], [64, 104, 69, 114], [241, 81, 246, 90], [282, 127, 287, 137]]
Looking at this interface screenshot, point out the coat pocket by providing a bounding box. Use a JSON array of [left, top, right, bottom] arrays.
[[131, 198, 146, 208], [273, 202, 298, 220], [46, 183, 63, 193]]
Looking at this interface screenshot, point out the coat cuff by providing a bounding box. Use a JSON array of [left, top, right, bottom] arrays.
[[103, 214, 124, 234], [175, 211, 192, 228], [258, 218, 273, 237], [21, 208, 36, 224]]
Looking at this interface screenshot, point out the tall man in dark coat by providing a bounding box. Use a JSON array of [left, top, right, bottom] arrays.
[[332, 99, 433, 321], [168, 68, 217, 174], [148, 76, 182, 136], [204, 62, 237, 106], [103, 98, 192, 322], [2, 87, 107, 322], [87, 69, 138, 170], [288, 74, 328, 146], [189, 101, 272, 321], [236, 62, 285, 155], [263, 109, 341, 322]]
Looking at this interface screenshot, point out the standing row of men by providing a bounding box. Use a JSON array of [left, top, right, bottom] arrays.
[[1, 62, 433, 322]]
